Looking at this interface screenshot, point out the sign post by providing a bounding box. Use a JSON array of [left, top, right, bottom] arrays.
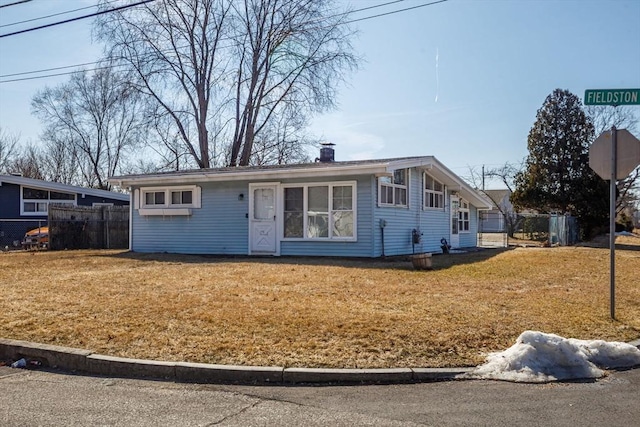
[[609, 127, 617, 319], [585, 89, 640, 319]]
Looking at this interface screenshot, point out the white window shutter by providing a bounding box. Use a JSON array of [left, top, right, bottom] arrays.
[[134, 189, 140, 210], [194, 186, 202, 208]]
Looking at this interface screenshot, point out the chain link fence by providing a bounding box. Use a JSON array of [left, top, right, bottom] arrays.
[[478, 210, 508, 247], [0, 219, 47, 250]]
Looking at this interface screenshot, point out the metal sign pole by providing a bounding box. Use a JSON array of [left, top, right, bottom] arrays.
[[609, 125, 617, 319]]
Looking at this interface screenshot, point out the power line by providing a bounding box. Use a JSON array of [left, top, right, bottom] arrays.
[[344, 0, 448, 24], [0, 61, 107, 78], [1, 0, 409, 79], [0, 0, 32, 9], [0, 0, 157, 38], [0, 0, 449, 83], [0, 0, 121, 29]]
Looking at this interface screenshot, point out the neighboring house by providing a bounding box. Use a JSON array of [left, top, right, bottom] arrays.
[[479, 189, 514, 233], [0, 174, 129, 247], [109, 150, 492, 257]]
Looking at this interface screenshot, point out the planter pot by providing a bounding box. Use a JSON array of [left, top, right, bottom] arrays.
[[411, 253, 432, 270]]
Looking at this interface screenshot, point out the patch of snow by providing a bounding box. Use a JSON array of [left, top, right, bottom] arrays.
[[462, 331, 640, 383]]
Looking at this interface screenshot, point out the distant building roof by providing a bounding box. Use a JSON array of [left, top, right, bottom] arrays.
[[0, 174, 129, 201]]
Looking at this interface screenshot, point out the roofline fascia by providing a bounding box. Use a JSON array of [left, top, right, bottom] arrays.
[[110, 164, 390, 187]]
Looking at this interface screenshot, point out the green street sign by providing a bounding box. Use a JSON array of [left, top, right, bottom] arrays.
[[584, 89, 640, 106]]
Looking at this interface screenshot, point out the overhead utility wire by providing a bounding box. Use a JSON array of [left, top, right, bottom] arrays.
[[0, 0, 414, 80], [0, 0, 448, 83], [0, 0, 32, 9], [343, 0, 448, 24], [0, 0, 121, 28], [1, 61, 112, 78], [0, 0, 157, 38]]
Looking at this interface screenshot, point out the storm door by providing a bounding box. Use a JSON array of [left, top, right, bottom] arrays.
[[249, 184, 278, 255], [450, 195, 460, 248]]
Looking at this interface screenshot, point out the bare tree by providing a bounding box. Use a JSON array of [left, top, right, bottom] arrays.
[[31, 68, 146, 189], [465, 162, 522, 237], [39, 128, 81, 185], [586, 105, 640, 217], [96, 0, 356, 169], [249, 103, 315, 165], [0, 127, 20, 174], [228, 0, 357, 166], [586, 105, 638, 136], [8, 144, 45, 180], [96, 0, 231, 169]]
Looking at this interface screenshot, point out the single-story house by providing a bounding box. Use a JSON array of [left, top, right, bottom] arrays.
[[109, 150, 492, 257], [0, 174, 129, 247]]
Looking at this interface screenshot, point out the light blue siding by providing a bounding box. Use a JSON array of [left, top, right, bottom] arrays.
[[458, 205, 479, 248], [130, 168, 481, 257], [372, 168, 450, 256], [132, 181, 249, 254]]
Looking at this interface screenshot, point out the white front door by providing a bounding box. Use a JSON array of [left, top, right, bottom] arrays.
[[249, 184, 278, 255], [450, 195, 460, 248]]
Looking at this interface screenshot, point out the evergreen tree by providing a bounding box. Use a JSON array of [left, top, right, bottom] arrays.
[[511, 89, 609, 238]]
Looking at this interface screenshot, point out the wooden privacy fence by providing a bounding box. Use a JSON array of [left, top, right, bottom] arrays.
[[48, 204, 129, 250]]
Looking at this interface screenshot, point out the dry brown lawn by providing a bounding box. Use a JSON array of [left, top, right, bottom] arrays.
[[1, 235, 639, 369]]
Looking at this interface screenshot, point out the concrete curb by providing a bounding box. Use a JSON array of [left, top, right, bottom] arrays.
[[3, 337, 637, 385], [0, 338, 468, 385]]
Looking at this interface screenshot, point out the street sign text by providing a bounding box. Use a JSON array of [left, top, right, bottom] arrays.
[[584, 89, 640, 106]]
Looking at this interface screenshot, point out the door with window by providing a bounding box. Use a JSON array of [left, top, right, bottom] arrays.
[[450, 195, 460, 248], [249, 184, 278, 255]]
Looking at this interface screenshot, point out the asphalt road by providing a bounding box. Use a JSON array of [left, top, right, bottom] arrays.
[[1, 365, 638, 426]]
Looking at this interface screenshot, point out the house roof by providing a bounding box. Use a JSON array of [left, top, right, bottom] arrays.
[[482, 189, 510, 202], [109, 156, 492, 209], [0, 174, 130, 202]]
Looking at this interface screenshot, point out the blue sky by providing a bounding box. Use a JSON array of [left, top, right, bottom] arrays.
[[1, 0, 639, 188]]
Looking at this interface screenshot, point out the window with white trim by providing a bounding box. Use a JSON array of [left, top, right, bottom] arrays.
[[378, 169, 408, 207], [21, 186, 75, 216], [458, 199, 470, 232], [136, 186, 201, 216], [423, 173, 444, 209], [140, 186, 199, 209], [283, 182, 356, 240]]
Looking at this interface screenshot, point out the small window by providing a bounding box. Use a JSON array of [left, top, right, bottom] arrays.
[[378, 169, 408, 207], [171, 190, 192, 205], [50, 191, 75, 200], [424, 174, 444, 209], [23, 202, 48, 213], [145, 191, 165, 206], [21, 186, 75, 216], [23, 187, 48, 200], [458, 199, 470, 232], [307, 186, 329, 238], [139, 186, 200, 211], [284, 187, 304, 238]]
